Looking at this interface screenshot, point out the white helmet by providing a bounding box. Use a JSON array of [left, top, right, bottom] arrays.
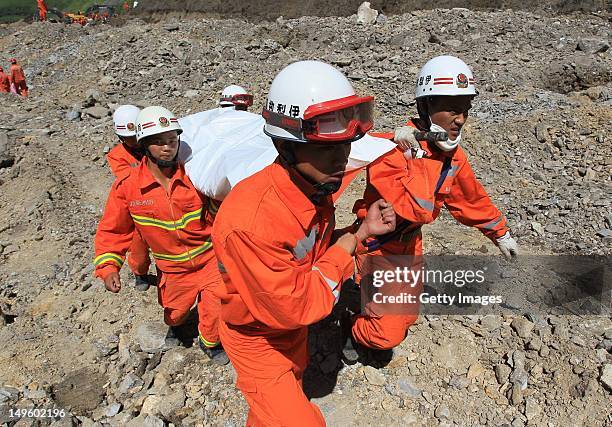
[[219, 84, 252, 108], [415, 55, 476, 99], [135, 106, 182, 142], [263, 60, 374, 143], [113, 105, 141, 137]]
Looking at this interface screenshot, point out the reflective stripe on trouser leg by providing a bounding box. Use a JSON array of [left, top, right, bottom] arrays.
[[196, 261, 223, 346], [199, 330, 219, 348]]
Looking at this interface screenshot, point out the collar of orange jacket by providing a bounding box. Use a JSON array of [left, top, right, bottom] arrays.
[[138, 157, 189, 191], [269, 159, 335, 230]]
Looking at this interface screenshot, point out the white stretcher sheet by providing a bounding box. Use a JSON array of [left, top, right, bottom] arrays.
[[178, 109, 396, 200]]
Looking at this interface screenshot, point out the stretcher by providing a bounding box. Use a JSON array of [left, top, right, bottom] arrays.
[[178, 109, 396, 200]]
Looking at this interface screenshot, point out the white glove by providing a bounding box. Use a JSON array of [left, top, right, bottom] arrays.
[[394, 126, 426, 159], [496, 231, 519, 260]]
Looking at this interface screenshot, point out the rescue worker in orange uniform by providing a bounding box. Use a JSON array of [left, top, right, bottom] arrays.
[[213, 60, 397, 426], [94, 106, 229, 364], [37, 0, 48, 22], [343, 56, 519, 363], [201, 83, 255, 217], [108, 105, 143, 179], [219, 84, 254, 111], [0, 67, 10, 93], [106, 105, 153, 291], [123, 1, 130, 13], [9, 59, 27, 97]]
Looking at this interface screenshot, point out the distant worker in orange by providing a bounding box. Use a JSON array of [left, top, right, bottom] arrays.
[[94, 106, 229, 365], [9, 59, 28, 97], [0, 67, 10, 93], [213, 60, 396, 426], [37, 0, 48, 22], [106, 105, 152, 291], [123, 1, 130, 12]]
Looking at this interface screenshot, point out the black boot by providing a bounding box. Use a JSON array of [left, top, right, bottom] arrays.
[[365, 347, 394, 368], [342, 335, 360, 365], [198, 338, 230, 366], [134, 274, 150, 291], [339, 310, 360, 365]]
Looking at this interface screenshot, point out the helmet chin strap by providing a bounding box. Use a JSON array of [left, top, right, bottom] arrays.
[[144, 141, 180, 168], [146, 150, 178, 168], [275, 140, 342, 204], [312, 181, 341, 200]]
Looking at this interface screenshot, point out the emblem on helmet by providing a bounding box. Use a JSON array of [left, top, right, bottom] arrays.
[[456, 73, 468, 89], [159, 117, 170, 127], [127, 123, 135, 131]]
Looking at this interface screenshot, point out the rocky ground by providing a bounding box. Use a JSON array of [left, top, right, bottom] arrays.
[[0, 5, 610, 427], [136, 0, 608, 20]]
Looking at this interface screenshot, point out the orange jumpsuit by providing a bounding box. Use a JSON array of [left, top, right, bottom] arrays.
[[94, 158, 223, 347], [106, 143, 151, 276], [37, 0, 47, 21], [123, 1, 130, 12], [9, 63, 27, 97], [353, 122, 509, 350], [213, 160, 355, 426], [0, 69, 9, 92]]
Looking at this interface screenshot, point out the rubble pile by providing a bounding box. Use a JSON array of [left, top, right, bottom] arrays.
[[0, 6, 609, 426]]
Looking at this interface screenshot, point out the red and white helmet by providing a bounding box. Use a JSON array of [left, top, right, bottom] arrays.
[[415, 55, 476, 99], [113, 105, 141, 137], [219, 84, 253, 108], [263, 60, 374, 144], [135, 106, 182, 142]]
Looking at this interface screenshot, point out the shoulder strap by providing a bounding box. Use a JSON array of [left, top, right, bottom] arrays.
[[434, 157, 453, 194]]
